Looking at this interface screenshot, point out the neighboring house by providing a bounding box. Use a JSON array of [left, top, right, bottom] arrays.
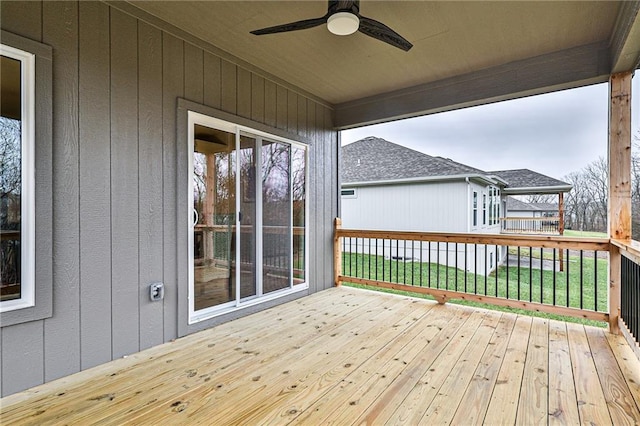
[[340, 137, 572, 273], [505, 197, 559, 218]]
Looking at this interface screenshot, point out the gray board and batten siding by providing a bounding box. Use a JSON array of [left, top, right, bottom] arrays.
[[0, 1, 338, 397]]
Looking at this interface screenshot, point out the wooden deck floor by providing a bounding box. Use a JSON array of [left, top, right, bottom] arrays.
[[2, 287, 639, 425]]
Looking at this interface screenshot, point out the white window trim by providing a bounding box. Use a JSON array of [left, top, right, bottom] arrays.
[[187, 111, 309, 324], [0, 44, 36, 313]]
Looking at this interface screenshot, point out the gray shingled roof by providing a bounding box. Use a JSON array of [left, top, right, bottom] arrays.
[[341, 137, 572, 193], [506, 197, 538, 211], [488, 169, 570, 189], [341, 137, 486, 183], [506, 197, 558, 212]]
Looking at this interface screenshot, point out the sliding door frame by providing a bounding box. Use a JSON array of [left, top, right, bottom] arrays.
[[187, 110, 309, 325]]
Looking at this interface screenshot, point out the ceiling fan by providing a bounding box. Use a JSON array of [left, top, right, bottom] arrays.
[[250, 0, 413, 52]]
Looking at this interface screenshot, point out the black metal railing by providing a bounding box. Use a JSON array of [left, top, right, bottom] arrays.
[[335, 228, 610, 322], [621, 254, 639, 346]]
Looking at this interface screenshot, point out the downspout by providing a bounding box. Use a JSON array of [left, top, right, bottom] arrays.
[[466, 177, 471, 272], [465, 177, 471, 233]]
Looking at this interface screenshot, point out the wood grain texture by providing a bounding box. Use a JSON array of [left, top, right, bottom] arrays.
[[43, 0, 81, 382], [3, 288, 639, 423], [138, 21, 165, 351], [450, 314, 516, 425], [110, 8, 140, 359], [484, 315, 532, 424], [203, 52, 221, 109], [608, 72, 632, 241], [184, 43, 203, 104], [161, 32, 184, 342], [516, 317, 549, 425], [78, 0, 112, 370], [567, 322, 612, 425], [547, 321, 580, 425], [586, 326, 640, 424]]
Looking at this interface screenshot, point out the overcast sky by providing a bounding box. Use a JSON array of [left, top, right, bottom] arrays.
[[341, 78, 640, 180]]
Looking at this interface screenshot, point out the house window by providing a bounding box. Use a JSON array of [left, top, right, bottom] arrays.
[[489, 188, 494, 225], [472, 191, 478, 227], [1, 44, 35, 312], [482, 194, 487, 225], [341, 189, 357, 198]]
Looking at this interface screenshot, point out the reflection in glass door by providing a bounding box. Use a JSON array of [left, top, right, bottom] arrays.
[[193, 125, 236, 311], [262, 140, 292, 294], [238, 135, 257, 299]]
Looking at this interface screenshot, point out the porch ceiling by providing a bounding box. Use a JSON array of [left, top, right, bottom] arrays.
[[125, 1, 640, 128]]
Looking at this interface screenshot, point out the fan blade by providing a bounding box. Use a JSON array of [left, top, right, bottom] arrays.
[[358, 16, 413, 51], [251, 16, 327, 35]]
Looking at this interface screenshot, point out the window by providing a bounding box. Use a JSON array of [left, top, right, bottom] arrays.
[[341, 189, 356, 198], [472, 191, 478, 227], [1, 44, 35, 312], [482, 194, 487, 225], [488, 188, 494, 225]]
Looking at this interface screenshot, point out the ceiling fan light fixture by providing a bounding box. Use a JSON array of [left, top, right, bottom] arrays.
[[327, 12, 360, 35]]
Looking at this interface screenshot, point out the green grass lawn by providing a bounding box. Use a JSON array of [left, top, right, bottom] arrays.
[[341, 252, 608, 327], [563, 229, 608, 238]]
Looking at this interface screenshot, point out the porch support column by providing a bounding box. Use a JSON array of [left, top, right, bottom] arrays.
[[558, 192, 564, 236], [608, 71, 632, 334]]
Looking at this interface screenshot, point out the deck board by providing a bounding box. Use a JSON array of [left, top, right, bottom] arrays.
[[1, 287, 639, 425]]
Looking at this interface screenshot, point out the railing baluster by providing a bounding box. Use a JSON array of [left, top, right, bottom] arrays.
[[506, 246, 510, 299], [455, 242, 459, 292], [445, 242, 449, 290], [419, 241, 423, 287], [517, 246, 521, 301], [428, 241, 432, 288], [593, 250, 598, 312], [437, 242, 440, 289], [553, 248, 557, 306], [579, 250, 584, 310], [495, 245, 499, 297], [565, 249, 570, 307], [529, 246, 532, 302], [474, 244, 478, 294], [540, 248, 544, 304], [464, 243, 468, 293], [411, 240, 415, 286], [382, 238, 387, 281], [484, 245, 488, 295], [355, 237, 358, 278]]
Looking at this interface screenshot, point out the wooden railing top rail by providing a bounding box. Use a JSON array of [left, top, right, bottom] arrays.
[[335, 228, 611, 251], [612, 238, 640, 264]]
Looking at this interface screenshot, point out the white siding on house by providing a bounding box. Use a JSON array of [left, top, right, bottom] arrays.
[[341, 180, 503, 275], [342, 181, 469, 233]]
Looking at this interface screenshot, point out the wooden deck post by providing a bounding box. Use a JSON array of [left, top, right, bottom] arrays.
[[334, 218, 342, 286], [607, 71, 632, 334]]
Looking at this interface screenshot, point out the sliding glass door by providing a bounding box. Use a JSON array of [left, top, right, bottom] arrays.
[[189, 112, 307, 322]]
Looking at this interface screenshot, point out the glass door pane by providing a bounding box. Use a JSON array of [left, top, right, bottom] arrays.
[[292, 146, 306, 284], [193, 124, 235, 310], [262, 140, 291, 293], [238, 135, 257, 299]]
